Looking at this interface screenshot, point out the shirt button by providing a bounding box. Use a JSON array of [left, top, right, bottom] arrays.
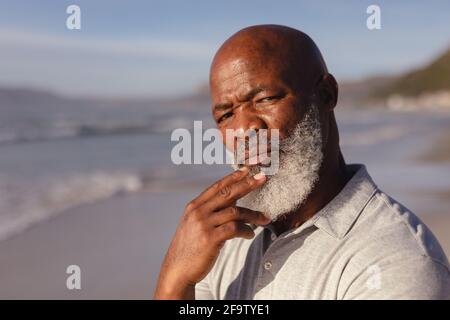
[[264, 261, 272, 270], [270, 233, 277, 241]]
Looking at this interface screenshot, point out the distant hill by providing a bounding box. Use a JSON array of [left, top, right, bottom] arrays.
[[371, 48, 450, 99], [2, 46, 450, 112], [0, 86, 210, 112], [0, 86, 215, 146], [337, 75, 397, 108]]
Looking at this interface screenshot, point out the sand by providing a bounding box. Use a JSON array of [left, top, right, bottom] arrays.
[[0, 190, 197, 299]]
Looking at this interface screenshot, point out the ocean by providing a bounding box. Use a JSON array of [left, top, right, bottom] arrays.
[[0, 101, 449, 242]]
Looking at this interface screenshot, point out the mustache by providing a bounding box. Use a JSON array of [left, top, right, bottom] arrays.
[[233, 132, 296, 163]]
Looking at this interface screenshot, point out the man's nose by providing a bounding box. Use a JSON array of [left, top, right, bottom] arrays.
[[233, 111, 267, 137], [232, 111, 267, 148]]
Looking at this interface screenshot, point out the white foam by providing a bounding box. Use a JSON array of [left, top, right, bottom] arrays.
[[0, 171, 146, 241]]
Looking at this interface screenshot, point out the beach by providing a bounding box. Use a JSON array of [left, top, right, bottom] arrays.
[[0, 190, 197, 299], [0, 108, 449, 299]]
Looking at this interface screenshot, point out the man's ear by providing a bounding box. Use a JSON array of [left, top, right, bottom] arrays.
[[316, 73, 338, 111]]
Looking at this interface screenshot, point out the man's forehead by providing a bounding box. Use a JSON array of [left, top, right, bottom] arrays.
[[210, 57, 284, 98], [211, 55, 266, 81]]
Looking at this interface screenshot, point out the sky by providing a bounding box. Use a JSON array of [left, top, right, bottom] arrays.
[[0, 0, 449, 98]]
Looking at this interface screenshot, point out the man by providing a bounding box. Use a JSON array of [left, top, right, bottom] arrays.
[[154, 25, 450, 299]]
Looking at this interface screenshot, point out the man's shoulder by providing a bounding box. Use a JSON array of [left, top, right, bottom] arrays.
[[336, 189, 450, 298], [348, 188, 449, 270]]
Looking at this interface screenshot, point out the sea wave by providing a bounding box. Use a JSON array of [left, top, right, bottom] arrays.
[[0, 162, 228, 242], [0, 170, 155, 241], [0, 115, 197, 146], [340, 124, 411, 146]]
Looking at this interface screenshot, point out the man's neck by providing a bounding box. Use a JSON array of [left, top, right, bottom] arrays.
[[271, 151, 352, 236]]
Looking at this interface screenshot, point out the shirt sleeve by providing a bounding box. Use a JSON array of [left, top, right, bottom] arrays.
[[342, 255, 450, 300], [195, 272, 215, 300]]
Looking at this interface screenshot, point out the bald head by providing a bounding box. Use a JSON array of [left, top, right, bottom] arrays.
[[209, 24, 339, 172], [210, 25, 329, 97]]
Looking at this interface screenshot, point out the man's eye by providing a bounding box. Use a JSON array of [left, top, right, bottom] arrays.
[[218, 112, 232, 123], [257, 96, 278, 103]]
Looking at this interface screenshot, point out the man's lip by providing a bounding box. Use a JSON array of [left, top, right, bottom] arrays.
[[244, 151, 271, 166]]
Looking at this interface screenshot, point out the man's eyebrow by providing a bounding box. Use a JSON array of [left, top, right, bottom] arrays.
[[213, 102, 233, 112], [244, 85, 268, 100], [213, 86, 269, 112]]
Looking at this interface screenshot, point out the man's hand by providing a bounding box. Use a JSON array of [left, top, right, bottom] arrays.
[[154, 167, 270, 299]]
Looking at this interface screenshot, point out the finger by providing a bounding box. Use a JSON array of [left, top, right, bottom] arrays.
[[210, 206, 271, 227], [201, 171, 267, 212], [186, 167, 249, 210], [214, 221, 255, 242]]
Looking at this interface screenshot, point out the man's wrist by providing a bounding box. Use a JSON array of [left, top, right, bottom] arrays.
[[154, 272, 196, 300], [154, 281, 196, 300]]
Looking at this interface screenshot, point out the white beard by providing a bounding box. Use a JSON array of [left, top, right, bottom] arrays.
[[232, 104, 324, 221]]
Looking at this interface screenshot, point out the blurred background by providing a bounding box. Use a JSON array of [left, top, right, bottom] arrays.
[[0, 0, 449, 298]]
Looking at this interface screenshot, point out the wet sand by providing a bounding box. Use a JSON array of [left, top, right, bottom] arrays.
[[0, 190, 197, 299]]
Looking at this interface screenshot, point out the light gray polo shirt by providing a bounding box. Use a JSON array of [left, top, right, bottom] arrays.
[[195, 164, 450, 299]]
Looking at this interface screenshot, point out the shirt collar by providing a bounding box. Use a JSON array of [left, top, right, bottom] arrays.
[[312, 164, 378, 239]]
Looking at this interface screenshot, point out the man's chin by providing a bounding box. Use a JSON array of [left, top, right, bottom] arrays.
[[238, 172, 316, 222]]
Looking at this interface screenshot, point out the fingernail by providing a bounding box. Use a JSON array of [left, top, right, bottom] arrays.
[[262, 216, 271, 224], [253, 172, 266, 180]]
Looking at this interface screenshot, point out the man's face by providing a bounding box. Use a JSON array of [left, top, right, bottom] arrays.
[[210, 57, 310, 154], [210, 56, 324, 220]]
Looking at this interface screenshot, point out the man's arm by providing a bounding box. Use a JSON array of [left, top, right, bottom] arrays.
[[154, 167, 270, 300]]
